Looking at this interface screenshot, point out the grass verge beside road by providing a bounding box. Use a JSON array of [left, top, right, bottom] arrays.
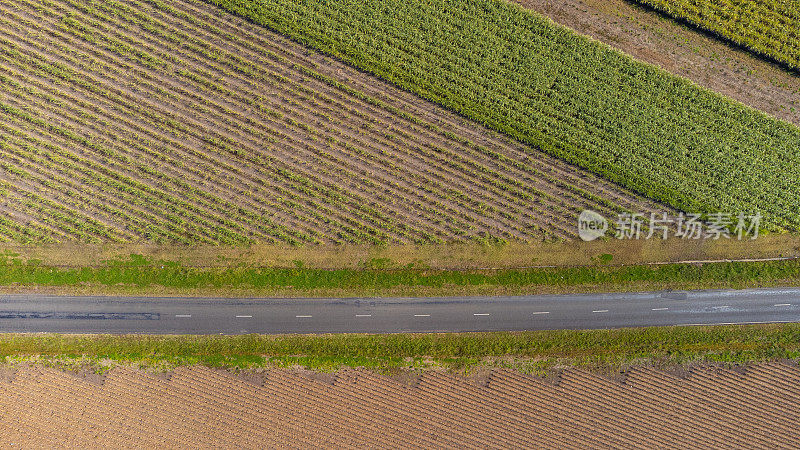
[[3, 324, 800, 374], [0, 253, 799, 297]]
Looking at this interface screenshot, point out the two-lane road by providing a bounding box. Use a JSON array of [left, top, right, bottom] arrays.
[[0, 288, 799, 334]]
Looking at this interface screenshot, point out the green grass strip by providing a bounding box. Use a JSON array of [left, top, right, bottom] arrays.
[[3, 324, 800, 372], [204, 0, 800, 229]]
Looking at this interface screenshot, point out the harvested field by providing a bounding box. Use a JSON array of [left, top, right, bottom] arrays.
[[0, 0, 665, 245], [1, 364, 799, 448]]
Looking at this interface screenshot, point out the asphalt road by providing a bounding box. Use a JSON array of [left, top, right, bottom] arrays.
[[0, 288, 799, 334]]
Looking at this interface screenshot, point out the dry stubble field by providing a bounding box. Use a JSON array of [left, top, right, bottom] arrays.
[[0, 363, 799, 448], [0, 0, 668, 246]]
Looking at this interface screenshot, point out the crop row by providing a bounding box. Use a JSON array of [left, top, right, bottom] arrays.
[[63, 0, 581, 236], [633, 0, 800, 71]]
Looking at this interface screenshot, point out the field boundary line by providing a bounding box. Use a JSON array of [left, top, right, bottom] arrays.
[[6, 256, 798, 271]]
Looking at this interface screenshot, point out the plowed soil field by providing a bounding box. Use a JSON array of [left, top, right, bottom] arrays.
[[1, 363, 798, 448]]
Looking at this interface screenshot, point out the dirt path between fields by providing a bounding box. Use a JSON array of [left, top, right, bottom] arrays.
[[515, 0, 800, 127]]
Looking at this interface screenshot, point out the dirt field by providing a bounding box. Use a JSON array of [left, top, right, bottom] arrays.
[[0, 363, 798, 448], [515, 0, 800, 127], [0, 0, 668, 245]]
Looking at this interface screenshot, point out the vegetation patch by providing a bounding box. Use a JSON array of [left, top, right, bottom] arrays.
[[0, 254, 799, 297]]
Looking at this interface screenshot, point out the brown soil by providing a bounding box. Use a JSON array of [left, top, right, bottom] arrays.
[[514, 0, 800, 126], [0, 363, 798, 447]]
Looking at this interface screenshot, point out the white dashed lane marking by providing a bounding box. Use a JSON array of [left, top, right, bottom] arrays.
[[174, 296, 798, 331]]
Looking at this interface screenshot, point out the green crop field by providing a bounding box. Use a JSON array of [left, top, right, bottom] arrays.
[[1, 0, 798, 247], [209, 0, 800, 231], [632, 0, 800, 71], [0, 0, 666, 245]]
